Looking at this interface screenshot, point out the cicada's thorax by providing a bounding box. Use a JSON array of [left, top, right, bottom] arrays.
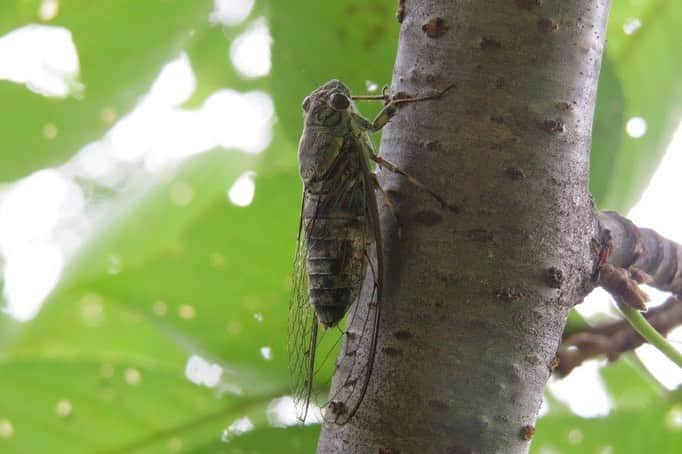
[[302, 135, 370, 328]]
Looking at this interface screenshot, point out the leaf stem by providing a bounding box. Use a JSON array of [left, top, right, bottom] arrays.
[[615, 299, 682, 369]]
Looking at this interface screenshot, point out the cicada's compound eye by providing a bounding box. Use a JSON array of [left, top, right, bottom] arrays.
[[330, 92, 350, 111], [302, 95, 312, 112]]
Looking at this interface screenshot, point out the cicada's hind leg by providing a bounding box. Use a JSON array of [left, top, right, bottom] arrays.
[[370, 154, 458, 212], [370, 173, 403, 239]]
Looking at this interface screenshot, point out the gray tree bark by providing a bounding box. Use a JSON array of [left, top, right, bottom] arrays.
[[318, 0, 611, 453]]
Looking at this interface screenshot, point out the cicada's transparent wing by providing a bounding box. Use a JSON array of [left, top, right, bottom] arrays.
[[323, 166, 384, 426], [288, 191, 317, 422], [288, 190, 347, 423]]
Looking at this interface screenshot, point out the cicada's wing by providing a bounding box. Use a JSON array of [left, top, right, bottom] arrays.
[[288, 189, 347, 423], [288, 191, 317, 422], [323, 165, 384, 426]]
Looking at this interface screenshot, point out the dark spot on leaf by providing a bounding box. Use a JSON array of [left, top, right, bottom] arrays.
[[505, 167, 525, 180], [382, 347, 402, 357], [466, 228, 493, 242], [546, 266, 564, 288], [414, 210, 442, 226], [393, 330, 413, 341], [480, 37, 502, 50], [363, 24, 386, 49], [343, 4, 359, 15], [428, 399, 449, 411], [520, 425, 536, 441], [538, 17, 560, 32], [540, 119, 566, 134], [422, 17, 448, 38]]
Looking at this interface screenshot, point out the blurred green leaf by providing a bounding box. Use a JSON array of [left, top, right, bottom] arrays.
[[0, 359, 246, 453], [600, 356, 663, 408], [590, 55, 626, 206], [0, 0, 212, 182], [533, 398, 682, 453], [591, 1, 682, 211], [0, 138, 315, 450], [270, 0, 399, 143]]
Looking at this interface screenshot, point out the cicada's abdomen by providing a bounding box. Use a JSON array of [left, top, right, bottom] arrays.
[[303, 186, 367, 328]]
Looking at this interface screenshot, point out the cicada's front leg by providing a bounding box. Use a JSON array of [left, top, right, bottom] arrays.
[[352, 84, 455, 133]]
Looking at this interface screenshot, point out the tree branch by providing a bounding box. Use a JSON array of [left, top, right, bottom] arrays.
[[595, 210, 682, 295], [557, 296, 682, 376], [318, 1, 611, 452]]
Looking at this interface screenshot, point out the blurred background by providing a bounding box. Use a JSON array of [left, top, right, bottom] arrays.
[[0, 0, 680, 452]]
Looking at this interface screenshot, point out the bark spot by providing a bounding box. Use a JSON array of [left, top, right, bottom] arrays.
[[549, 355, 560, 372], [505, 166, 525, 180], [328, 400, 346, 415], [466, 228, 493, 242], [392, 91, 410, 101], [386, 189, 401, 201], [422, 17, 448, 38], [538, 17, 560, 32], [515, 0, 542, 10], [555, 101, 574, 112], [520, 425, 536, 441], [428, 399, 449, 411], [425, 140, 442, 152], [540, 118, 566, 134], [414, 210, 443, 226], [393, 330, 413, 341], [382, 346, 402, 357], [496, 287, 524, 302], [447, 446, 472, 454], [495, 77, 505, 88], [480, 37, 502, 50], [490, 115, 504, 124], [546, 266, 564, 288]]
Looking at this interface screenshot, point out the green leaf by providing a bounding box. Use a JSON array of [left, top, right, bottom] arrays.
[[270, 0, 400, 143], [534, 398, 682, 453], [0, 0, 212, 182], [600, 356, 663, 408], [592, 1, 682, 211], [590, 55, 626, 206]]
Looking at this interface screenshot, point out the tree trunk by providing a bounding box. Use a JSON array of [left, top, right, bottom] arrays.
[[318, 0, 611, 453]]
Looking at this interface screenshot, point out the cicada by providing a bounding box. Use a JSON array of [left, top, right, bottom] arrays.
[[289, 79, 452, 425]]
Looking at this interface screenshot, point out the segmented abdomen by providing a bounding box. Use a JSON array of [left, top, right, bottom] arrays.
[[304, 193, 367, 328]]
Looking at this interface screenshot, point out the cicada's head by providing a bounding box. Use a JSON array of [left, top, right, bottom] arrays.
[[301, 79, 353, 128]]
